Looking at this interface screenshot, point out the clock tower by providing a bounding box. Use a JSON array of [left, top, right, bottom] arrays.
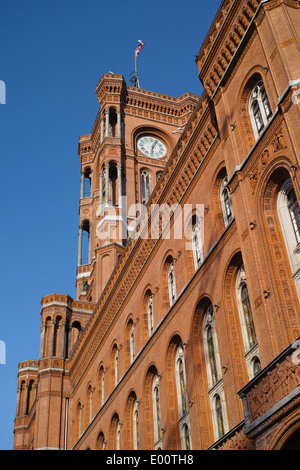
[[76, 73, 199, 302]]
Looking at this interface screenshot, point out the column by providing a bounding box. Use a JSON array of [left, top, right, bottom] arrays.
[[100, 118, 104, 143], [50, 319, 56, 357], [15, 386, 21, 417], [67, 324, 72, 359], [23, 384, 29, 416], [105, 110, 109, 138], [99, 172, 103, 210], [34, 384, 38, 402], [117, 111, 121, 139], [80, 172, 84, 199], [78, 226, 83, 266], [117, 165, 122, 208], [105, 164, 109, 206], [39, 322, 46, 359], [61, 321, 66, 358]]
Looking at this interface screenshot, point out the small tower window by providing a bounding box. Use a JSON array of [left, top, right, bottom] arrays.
[[83, 168, 92, 198]]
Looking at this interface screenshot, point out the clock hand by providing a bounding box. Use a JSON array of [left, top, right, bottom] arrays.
[[151, 141, 157, 154]]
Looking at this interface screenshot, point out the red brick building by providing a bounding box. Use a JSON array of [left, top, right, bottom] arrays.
[[13, 0, 300, 450]]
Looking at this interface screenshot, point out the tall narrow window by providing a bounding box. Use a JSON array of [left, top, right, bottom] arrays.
[[220, 177, 234, 227], [192, 215, 203, 269], [114, 346, 119, 387], [148, 294, 154, 336], [175, 345, 188, 418], [175, 343, 191, 449], [288, 188, 300, 244], [81, 220, 90, 265], [83, 168, 92, 198], [168, 261, 176, 307], [249, 80, 272, 139], [133, 400, 139, 450], [152, 375, 162, 445], [241, 284, 257, 349], [278, 179, 300, 300], [215, 395, 225, 439], [141, 170, 151, 205], [130, 323, 135, 363], [183, 423, 191, 450], [100, 367, 105, 406], [116, 420, 121, 450], [207, 324, 218, 386], [203, 305, 220, 388], [202, 303, 228, 440], [236, 265, 260, 379]]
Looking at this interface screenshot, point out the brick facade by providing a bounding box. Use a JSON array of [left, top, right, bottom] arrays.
[[13, 0, 300, 450]]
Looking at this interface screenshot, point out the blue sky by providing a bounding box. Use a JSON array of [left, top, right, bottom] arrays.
[[0, 0, 221, 449]]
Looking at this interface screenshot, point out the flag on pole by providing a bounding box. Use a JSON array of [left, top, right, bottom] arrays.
[[135, 40, 145, 60]]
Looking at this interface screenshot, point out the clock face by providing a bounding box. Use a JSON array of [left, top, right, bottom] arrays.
[[137, 136, 167, 159]]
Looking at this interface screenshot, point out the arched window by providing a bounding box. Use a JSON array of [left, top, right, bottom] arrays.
[[112, 345, 119, 387], [241, 283, 257, 349], [83, 168, 92, 198], [156, 171, 163, 183], [207, 324, 218, 386], [192, 215, 203, 270], [168, 260, 176, 307], [87, 385, 93, 424], [97, 431, 106, 450], [130, 323, 135, 364], [182, 423, 191, 450], [109, 108, 117, 137], [236, 266, 257, 351], [133, 400, 139, 450], [109, 162, 118, 206], [215, 394, 225, 439], [81, 220, 90, 265], [116, 420, 121, 450], [278, 179, 300, 299], [175, 343, 192, 449], [175, 345, 188, 418], [249, 80, 272, 139], [288, 187, 300, 244], [252, 356, 262, 377], [99, 366, 105, 407], [203, 305, 221, 388], [141, 169, 151, 205], [77, 402, 83, 438], [202, 303, 228, 440], [236, 265, 260, 379], [147, 293, 154, 337], [220, 177, 234, 227], [152, 374, 162, 446]]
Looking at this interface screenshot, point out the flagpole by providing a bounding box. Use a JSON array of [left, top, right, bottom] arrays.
[[130, 41, 144, 88], [135, 50, 140, 88]]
